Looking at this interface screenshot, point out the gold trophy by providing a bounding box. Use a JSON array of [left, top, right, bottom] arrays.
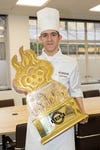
[[12, 46, 88, 144]]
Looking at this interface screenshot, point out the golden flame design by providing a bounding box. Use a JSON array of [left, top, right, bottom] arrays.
[[12, 46, 53, 93]]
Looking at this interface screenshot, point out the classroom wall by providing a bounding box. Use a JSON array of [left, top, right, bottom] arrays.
[[0, 14, 30, 105]]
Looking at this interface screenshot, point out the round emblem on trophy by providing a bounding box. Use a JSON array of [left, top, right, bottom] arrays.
[[51, 111, 65, 124]]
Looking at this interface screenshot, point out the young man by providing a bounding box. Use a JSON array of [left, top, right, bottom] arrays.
[[25, 7, 85, 150]]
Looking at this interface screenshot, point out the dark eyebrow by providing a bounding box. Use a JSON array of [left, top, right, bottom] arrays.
[[40, 31, 60, 37]]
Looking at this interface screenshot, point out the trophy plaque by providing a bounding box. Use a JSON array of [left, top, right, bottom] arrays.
[[27, 82, 88, 144]]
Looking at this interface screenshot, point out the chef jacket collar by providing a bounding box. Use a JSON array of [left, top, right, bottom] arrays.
[[41, 48, 62, 61]]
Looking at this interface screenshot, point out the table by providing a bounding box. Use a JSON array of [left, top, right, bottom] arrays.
[[0, 105, 29, 135], [0, 105, 29, 149], [0, 97, 99, 134], [83, 96, 100, 115], [76, 97, 100, 150]]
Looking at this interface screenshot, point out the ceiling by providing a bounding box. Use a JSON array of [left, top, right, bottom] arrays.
[[0, 0, 100, 21]]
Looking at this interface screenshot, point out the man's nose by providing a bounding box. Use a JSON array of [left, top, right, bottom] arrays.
[[47, 34, 52, 40]]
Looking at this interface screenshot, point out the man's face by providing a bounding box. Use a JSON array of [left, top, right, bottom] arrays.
[[39, 30, 62, 55]]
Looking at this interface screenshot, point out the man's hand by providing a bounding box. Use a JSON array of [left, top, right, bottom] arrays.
[[13, 80, 27, 95], [79, 117, 88, 124]]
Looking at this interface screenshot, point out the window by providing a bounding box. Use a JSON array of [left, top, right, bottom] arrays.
[[0, 16, 10, 90], [29, 18, 100, 84]]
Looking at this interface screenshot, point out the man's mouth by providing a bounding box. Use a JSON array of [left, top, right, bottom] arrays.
[[47, 42, 53, 45]]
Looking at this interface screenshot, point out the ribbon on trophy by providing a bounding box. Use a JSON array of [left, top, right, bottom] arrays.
[[12, 46, 88, 144]]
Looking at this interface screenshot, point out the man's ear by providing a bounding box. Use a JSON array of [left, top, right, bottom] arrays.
[[59, 34, 62, 41], [39, 36, 42, 42]]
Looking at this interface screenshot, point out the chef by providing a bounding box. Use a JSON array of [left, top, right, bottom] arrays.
[[25, 7, 85, 150]]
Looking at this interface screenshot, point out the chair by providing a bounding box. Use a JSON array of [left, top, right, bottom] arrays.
[[75, 115, 100, 150], [16, 123, 27, 149], [0, 99, 15, 108], [75, 90, 100, 150], [83, 89, 100, 98], [6, 123, 27, 150], [22, 97, 27, 105], [0, 99, 15, 150]]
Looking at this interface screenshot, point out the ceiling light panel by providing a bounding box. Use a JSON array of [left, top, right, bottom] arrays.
[[90, 5, 100, 12], [16, 0, 49, 7]]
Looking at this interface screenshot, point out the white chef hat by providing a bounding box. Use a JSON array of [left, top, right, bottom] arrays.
[[37, 7, 60, 35]]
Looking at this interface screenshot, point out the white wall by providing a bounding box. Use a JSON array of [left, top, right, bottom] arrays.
[[0, 14, 30, 105], [81, 83, 100, 91]]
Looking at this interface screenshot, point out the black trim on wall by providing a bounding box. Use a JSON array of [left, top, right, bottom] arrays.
[[29, 16, 100, 23]]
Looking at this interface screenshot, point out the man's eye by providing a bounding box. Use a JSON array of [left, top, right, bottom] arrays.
[[51, 32, 58, 36], [42, 34, 48, 37]]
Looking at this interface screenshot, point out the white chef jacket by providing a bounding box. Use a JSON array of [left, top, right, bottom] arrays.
[[25, 49, 83, 150]]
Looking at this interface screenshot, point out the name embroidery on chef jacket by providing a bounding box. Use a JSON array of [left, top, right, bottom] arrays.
[[57, 71, 69, 78]]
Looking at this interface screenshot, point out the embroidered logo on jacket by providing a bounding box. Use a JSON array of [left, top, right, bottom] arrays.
[[58, 71, 69, 77]]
